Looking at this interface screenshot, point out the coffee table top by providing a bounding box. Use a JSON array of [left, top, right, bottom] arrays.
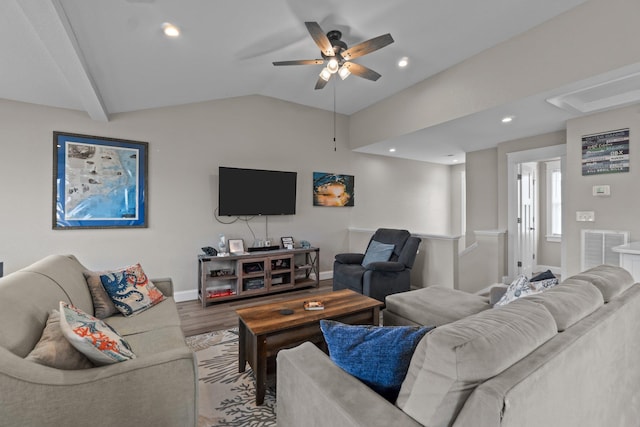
[[236, 289, 383, 335]]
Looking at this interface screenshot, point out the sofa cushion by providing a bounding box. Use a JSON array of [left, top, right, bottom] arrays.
[[25, 309, 94, 370], [83, 270, 119, 319], [563, 264, 635, 302], [21, 255, 95, 314], [100, 263, 165, 316], [362, 240, 395, 266], [59, 301, 136, 366], [320, 320, 433, 402], [105, 297, 180, 335], [397, 298, 557, 426], [384, 286, 490, 327], [523, 281, 604, 331]]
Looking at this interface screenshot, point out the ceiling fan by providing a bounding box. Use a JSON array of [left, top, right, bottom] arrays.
[[273, 22, 394, 90]]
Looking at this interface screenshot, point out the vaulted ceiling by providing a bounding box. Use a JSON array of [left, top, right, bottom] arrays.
[[6, 0, 633, 164]]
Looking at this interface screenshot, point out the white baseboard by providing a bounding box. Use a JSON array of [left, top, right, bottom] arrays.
[[174, 270, 333, 303], [174, 289, 199, 302]]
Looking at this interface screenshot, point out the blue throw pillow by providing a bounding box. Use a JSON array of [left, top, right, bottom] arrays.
[[320, 320, 434, 402], [361, 240, 395, 266]]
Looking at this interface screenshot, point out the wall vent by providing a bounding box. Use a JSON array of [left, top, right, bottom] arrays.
[[581, 229, 629, 271]]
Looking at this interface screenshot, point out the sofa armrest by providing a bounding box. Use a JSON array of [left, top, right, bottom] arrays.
[[0, 346, 197, 426], [365, 261, 405, 272], [277, 342, 421, 427], [335, 253, 365, 264], [152, 277, 174, 297]]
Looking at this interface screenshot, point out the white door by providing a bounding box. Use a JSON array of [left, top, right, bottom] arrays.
[[517, 162, 538, 277]]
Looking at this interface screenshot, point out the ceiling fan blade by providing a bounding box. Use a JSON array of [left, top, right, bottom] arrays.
[[344, 62, 381, 81], [273, 59, 324, 66], [305, 22, 335, 57], [314, 76, 329, 90], [341, 33, 394, 60]]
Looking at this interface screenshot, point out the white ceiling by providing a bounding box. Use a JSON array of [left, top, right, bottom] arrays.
[[1, 0, 606, 164]]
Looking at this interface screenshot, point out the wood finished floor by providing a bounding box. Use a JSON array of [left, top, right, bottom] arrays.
[[177, 279, 333, 337]]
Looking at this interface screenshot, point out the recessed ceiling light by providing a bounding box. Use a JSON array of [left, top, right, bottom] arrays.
[[398, 57, 409, 68], [162, 22, 180, 37], [501, 115, 514, 123], [389, 148, 396, 152]]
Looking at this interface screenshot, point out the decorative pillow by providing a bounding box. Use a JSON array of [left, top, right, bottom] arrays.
[[59, 301, 136, 366], [495, 274, 559, 306], [530, 277, 559, 292], [362, 240, 395, 266], [531, 269, 555, 282], [320, 319, 434, 402], [83, 270, 119, 319], [99, 263, 165, 316], [25, 309, 95, 370]]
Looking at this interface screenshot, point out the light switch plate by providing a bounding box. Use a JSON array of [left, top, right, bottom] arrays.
[[592, 185, 611, 196], [576, 211, 595, 222]]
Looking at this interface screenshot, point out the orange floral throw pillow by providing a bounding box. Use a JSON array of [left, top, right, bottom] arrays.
[[99, 263, 165, 316], [59, 302, 136, 366]]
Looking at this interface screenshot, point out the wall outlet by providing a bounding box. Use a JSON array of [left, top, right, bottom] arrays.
[[576, 211, 595, 222]]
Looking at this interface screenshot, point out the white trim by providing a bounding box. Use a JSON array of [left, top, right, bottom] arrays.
[[174, 289, 198, 302], [507, 144, 566, 281]]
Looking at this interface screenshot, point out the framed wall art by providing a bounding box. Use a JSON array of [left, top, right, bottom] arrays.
[[313, 172, 354, 207], [53, 131, 148, 229], [581, 128, 629, 176]]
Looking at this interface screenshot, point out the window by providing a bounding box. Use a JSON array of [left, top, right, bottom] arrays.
[[546, 160, 561, 242]]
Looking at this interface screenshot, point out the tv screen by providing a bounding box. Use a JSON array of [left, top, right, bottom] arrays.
[[218, 167, 297, 216]]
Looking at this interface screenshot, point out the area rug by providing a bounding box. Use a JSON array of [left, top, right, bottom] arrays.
[[186, 329, 276, 427]]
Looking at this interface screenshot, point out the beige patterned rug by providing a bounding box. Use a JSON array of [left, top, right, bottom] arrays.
[[186, 329, 276, 427]]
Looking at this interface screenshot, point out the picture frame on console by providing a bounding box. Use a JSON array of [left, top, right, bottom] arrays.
[[52, 131, 148, 229], [281, 236, 294, 249], [228, 239, 245, 254]]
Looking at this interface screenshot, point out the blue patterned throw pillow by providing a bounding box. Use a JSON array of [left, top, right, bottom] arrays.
[[361, 240, 395, 266], [320, 320, 434, 402]]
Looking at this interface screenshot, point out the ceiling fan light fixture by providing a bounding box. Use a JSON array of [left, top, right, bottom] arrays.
[[162, 22, 180, 37], [319, 68, 332, 82], [338, 65, 351, 80], [327, 58, 340, 74]]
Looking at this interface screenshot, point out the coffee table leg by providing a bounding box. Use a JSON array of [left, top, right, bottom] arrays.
[[238, 319, 246, 373], [255, 335, 267, 405]]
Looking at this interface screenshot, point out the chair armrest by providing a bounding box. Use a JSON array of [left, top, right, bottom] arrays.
[[364, 261, 405, 272], [277, 342, 421, 427], [334, 253, 365, 264]]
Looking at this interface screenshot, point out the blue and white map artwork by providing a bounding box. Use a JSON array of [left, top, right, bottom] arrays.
[[64, 142, 139, 220]]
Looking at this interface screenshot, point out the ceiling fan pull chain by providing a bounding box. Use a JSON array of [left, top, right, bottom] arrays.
[[333, 81, 337, 151]]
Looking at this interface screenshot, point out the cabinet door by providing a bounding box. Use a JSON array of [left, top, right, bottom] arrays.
[[269, 255, 294, 289], [238, 259, 266, 293]]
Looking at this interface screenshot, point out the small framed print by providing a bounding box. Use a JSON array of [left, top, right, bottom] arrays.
[[228, 239, 245, 254], [281, 236, 294, 249]]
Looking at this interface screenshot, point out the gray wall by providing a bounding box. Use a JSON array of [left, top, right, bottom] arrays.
[[564, 104, 640, 276], [0, 95, 453, 297]]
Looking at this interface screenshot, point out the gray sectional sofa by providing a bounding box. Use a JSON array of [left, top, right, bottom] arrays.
[[0, 254, 197, 427], [277, 264, 640, 426]]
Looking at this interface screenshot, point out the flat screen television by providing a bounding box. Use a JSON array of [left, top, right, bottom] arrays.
[[218, 167, 297, 216]]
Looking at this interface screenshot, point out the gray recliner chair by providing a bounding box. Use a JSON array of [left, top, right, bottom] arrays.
[[333, 228, 421, 303]]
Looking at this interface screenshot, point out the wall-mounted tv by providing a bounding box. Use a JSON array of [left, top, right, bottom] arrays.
[[218, 167, 297, 216]]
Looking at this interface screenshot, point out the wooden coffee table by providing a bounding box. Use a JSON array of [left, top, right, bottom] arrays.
[[236, 289, 383, 405]]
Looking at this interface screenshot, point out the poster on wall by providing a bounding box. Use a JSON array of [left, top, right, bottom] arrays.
[[581, 128, 629, 176], [313, 172, 354, 207], [52, 131, 148, 229]]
